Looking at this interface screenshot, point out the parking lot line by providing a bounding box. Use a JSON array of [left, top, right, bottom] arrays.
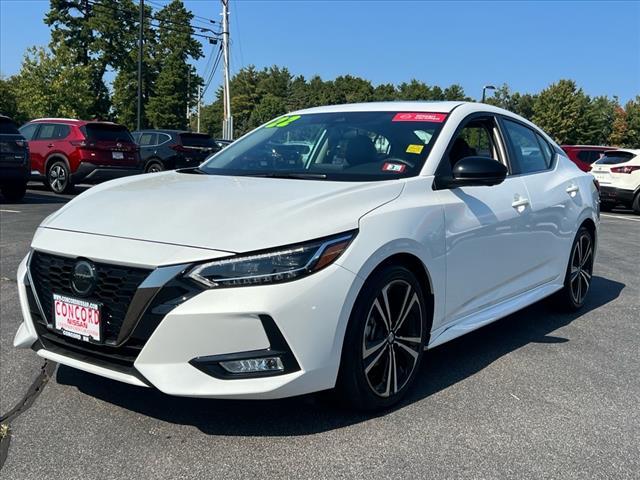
[[0, 209, 21, 214], [601, 214, 640, 223]]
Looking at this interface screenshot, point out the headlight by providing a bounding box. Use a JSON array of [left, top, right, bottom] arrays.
[[187, 231, 356, 288]]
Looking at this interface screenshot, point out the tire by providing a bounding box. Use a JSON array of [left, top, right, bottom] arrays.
[[553, 226, 594, 311], [336, 265, 429, 411], [0, 182, 27, 202], [632, 192, 640, 215], [145, 161, 164, 173], [47, 160, 73, 194]]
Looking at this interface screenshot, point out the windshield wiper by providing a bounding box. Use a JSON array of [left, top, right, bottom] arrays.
[[242, 172, 328, 180], [177, 166, 207, 174]]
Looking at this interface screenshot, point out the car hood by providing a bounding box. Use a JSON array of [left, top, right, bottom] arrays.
[[42, 171, 405, 252]]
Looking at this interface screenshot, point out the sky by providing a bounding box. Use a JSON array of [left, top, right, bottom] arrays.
[[1, 0, 639, 105]]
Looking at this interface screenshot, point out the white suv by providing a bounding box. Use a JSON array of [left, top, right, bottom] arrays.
[[590, 149, 640, 213]]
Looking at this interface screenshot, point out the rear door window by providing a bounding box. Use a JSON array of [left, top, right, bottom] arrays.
[[82, 124, 134, 143], [0, 117, 20, 134], [502, 119, 549, 174], [139, 133, 157, 146], [35, 124, 57, 140]]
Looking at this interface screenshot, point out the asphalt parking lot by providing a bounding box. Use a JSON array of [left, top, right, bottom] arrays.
[[1, 185, 639, 479]]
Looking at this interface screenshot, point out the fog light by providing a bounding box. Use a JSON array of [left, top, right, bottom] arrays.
[[219, 356, 284, 374]]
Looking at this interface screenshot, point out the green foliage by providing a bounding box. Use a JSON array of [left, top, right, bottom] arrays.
[[532, 80, 591, 144], [12, 47, 96, 120], [0, 76, 22, 122], [624, 96, 640, 148], [145, 0, 203, 129]]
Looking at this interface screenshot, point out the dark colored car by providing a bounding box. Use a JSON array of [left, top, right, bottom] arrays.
[[561, 145, 617, 172], [20, 118, 141, 194], [0, 115, 30, 201], [132, 130, 221, 173]]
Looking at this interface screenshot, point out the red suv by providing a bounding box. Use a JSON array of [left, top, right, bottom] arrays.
[[19, 118, 141, 193], [561, 145, 617, 172]]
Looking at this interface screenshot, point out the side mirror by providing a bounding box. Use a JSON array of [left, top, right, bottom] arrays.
[[448, 156, 508, 187]]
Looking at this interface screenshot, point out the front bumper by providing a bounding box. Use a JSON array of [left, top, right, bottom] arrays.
[[599, 186, 635, 206], [71, 162, 143, 185], [14, 240, 361, 399]]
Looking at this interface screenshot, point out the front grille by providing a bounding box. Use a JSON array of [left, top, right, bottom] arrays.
[[29, 251, 151, 343]]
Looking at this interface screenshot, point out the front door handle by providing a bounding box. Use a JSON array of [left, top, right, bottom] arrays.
[[512, 197, 530, 210], [566, 184, 579, 196]]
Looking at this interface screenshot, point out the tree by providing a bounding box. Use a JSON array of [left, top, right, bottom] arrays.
[[623, 96, 640, 148], [609, 106, 628, 147], [0, 76, 23, 122], [111, 3, 157, 130], [532, 79, 590, 144], [372, 83, 397, 101], [582, 96, 617, 145], [45, 0, 142, 118], [12, 46, 95, 120], [146, 0, 202, 129]]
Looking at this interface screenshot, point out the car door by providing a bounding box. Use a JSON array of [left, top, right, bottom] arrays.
[[27, 123, 56, 175], [137, 132, 157, 163], [436, 114, 537, 324], [501, 118, 584, 286]]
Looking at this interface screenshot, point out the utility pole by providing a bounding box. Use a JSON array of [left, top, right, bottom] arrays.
[[186, 70, 190, 127], [137, 0, 144, 130], [197, 85, 202, 133], [221, 0, 233, 140]]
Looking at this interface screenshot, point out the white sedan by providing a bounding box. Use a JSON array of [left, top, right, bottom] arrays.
[[14, 102, 599, 410]]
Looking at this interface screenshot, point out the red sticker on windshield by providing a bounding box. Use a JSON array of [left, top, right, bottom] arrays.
[[382, 162, 406, 173], [392, 112, 447, 123]]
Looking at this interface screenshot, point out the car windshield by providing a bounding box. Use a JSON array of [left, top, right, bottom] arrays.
[[196, 111, 447, 181], [81, 123, 134, 143]]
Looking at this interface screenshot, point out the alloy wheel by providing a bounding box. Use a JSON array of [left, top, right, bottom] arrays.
[[147, 163, 163, 173], [569, 232, 593, 305], [362, 280, 423, 398], [49, 164, 68, 193]]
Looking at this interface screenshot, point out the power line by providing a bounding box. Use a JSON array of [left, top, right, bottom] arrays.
[[86, 0, 221, 41], [202, 46, 223, 97], [145, 0, 220, 26]]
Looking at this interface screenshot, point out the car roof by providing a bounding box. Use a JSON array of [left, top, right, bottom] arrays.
[[293, 101, 466, 115], [29, 118, 123, 126], [134, 129, 210, 135], [561, 145, 616, 150]]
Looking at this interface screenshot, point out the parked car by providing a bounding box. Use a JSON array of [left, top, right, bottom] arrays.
[[14, 102, 599, 410], [0, 115, 30, 201], [132, 129, 220, 173], [561, 145, 617, 172], [590, 149, 640, 213], [19, 118, 141, 193]]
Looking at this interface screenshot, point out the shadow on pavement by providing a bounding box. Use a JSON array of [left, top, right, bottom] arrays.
[[57, 275, 625, 435]]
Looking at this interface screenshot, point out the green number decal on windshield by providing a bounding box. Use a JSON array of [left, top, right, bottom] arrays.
[[265, 115, 301, 128]]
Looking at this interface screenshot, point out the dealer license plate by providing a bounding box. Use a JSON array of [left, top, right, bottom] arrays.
[[53, 293, 102, 342]]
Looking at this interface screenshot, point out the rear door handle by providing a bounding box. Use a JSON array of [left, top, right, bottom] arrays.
[[47, 143, 54, 148], [512, 197, 530, 209], [566, 184, 579, 195]]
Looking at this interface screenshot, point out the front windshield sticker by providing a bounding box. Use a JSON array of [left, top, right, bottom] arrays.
[[265, 115, 302, 128], [406, 144, 424, 154], [392, 112, 447, 123], [382, 162, 406, 173]]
